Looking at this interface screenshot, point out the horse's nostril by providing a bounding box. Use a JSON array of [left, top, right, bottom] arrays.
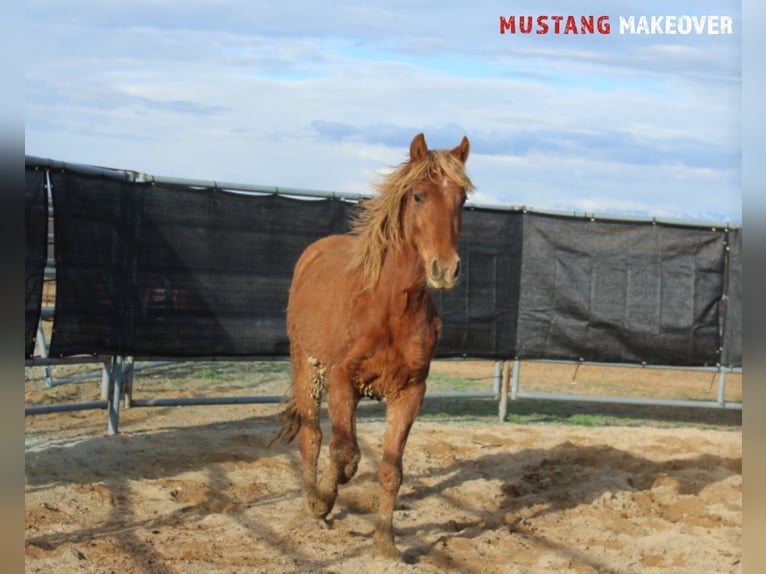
[[453, 258, 461, 280], [430, 258, 442, 280]]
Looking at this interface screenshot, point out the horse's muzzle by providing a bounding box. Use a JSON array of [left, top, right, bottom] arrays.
[[427, 256, 461, 290]]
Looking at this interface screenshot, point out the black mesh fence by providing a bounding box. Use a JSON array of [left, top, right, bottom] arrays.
[[25, 168, 48, 357], [48, 170, 350, 357], [721, 228, 742, 366], [433, 208, 523, 358], [25, 160, 742, 367], [515, 213, 728, 366]]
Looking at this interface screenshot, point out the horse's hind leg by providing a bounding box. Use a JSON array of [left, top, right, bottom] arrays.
[[292, 352, 329, 518], [372, 382, 425, 560], [318, 368, 361, 509]]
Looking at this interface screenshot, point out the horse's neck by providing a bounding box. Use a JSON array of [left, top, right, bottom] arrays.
[[375, 245, 438, 334], [379, 245, 428, 296]]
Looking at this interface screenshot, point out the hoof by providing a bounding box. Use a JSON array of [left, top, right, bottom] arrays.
[[304, 492, 332, 519], [342, 457, 360, 483], [371, 531, 400, 561], [315, 516, 332, 530]]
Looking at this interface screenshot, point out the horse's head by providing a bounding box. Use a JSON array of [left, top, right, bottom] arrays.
[[402, 133, 471, 290]]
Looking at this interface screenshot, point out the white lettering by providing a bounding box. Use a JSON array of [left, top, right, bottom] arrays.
[[666, 15, 676, 34], [692, 16, 715, 34], [707, 15, 719, 34], [677, 15, 691, 34], [618, 14, 734, 35], [636, 15, 649, 34], [618, 15, 635, 34]]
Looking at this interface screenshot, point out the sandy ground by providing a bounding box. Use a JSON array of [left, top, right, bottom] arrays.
[[25, 367, 742, 574]]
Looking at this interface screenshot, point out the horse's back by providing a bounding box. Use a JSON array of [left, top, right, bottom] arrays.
[[290, 234, 354, 289]]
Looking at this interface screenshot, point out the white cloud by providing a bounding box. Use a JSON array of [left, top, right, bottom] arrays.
[[25, 0, 741, 223]]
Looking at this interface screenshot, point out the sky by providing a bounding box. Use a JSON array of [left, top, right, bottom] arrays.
[[25, 1, 742, 224]]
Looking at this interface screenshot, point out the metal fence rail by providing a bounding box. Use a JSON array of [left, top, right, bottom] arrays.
[[26, 353, 741, 435], [502, 359, 741, 415]]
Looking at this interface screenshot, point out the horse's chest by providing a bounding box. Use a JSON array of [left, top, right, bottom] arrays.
[[351, 296, 440, 399]]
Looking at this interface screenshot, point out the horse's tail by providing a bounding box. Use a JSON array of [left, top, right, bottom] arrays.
[[267, 394, 302, 447]]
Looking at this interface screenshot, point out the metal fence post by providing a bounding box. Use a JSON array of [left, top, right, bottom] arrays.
[[510, 358, 520, 401], [499, 360, 511, 423], [35, 321, 54, 387], [123, 356, 135, 409], [493, 360, 502, 395], [101, 358, 112, 401], [107, 356, 124, 435], [717, 367, 727, 407]]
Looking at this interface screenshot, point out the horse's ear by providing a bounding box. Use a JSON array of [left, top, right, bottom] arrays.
[[410, 133, 428, 162], [451, 136, 470, 164]]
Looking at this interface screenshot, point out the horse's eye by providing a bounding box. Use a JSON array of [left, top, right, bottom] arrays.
[[413, 192, 425, 204]]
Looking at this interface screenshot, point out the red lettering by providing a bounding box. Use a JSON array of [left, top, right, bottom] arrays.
[[500, 15, 611, 35], [519, 16, 533, 34], [597, 15, 610, 34], [580, 16, 594, 34], [536, 15, 549, 34], [564, 15, 578, 34]]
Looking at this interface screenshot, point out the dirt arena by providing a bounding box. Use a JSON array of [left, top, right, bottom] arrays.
[[25, 362, 741, 573]]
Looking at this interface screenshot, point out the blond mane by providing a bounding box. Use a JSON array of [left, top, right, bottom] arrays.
[[350, 149, 475, 289]]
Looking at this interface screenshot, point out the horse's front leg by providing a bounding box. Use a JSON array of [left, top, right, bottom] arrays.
[[372, 382, 425, 560], [318, 368, 361, 513]]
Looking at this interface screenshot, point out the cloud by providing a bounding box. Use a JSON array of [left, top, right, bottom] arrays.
[[25, 0, 741, 223], [311, 120, 738, 171]]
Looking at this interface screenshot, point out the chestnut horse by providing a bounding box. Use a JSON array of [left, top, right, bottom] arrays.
[[272, 133, 473, 558]]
